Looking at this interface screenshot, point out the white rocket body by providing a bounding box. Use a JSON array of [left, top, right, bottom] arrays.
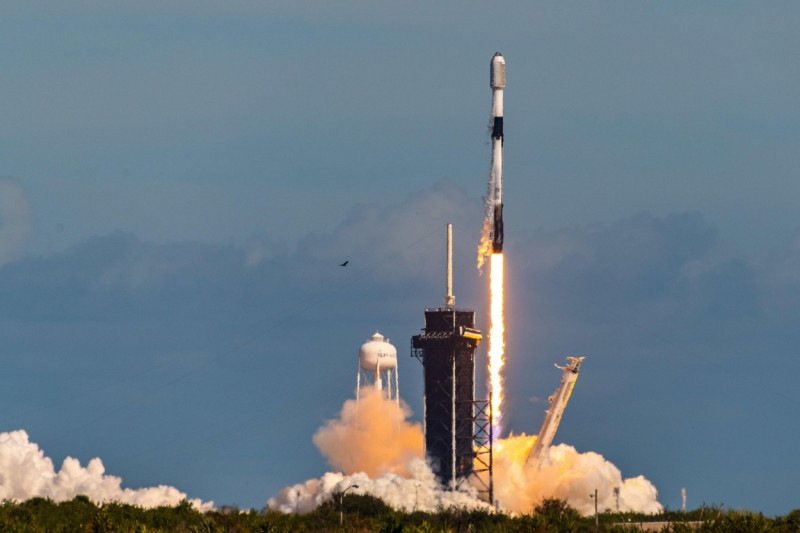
[[489, 53, 505, 253]]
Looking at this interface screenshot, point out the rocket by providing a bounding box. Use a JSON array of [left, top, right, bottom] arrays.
[[489, 52, 505, 254]]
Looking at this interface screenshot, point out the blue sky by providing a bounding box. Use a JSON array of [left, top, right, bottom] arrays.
[[1, 1, 799, 515]]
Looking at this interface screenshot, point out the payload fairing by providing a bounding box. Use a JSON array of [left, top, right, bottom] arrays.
[[489, 52, 505, 253]]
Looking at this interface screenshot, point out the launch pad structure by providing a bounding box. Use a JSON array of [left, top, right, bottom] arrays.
[[411, 225, 493, 503]]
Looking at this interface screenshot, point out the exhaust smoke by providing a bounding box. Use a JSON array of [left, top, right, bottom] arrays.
[[0, 430, 212, 510], [312, 387, 423, 478], [269, 391, 661, 515], [492, 434, 661, 515]]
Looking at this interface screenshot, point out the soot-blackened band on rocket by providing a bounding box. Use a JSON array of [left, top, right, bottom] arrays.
[[491, 117, 504, 140]]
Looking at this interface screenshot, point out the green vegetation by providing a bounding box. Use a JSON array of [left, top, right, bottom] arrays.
[[0, 495, 796, 532]]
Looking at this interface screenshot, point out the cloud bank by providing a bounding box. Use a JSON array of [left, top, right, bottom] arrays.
[[0, 179, 35, 266]]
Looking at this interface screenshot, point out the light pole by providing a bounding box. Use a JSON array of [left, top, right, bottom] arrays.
[[589, 489, 598, 533], [339, 484, 359, 526]]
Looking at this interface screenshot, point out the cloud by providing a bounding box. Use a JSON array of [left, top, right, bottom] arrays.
[[0, 182, 479, 324], [505, 210, 766, 346], [295, 180, 479, 284], [518, 211, 718, 305], [0, 179, 36, 266]]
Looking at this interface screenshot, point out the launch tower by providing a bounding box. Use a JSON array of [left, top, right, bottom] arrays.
[[411, 225, 493, 501]]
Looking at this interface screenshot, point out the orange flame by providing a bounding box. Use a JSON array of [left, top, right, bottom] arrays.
[[488, 253, 505, 434], [477, 220, 492, 272]]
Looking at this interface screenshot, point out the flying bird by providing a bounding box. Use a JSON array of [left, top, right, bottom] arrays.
[[340, 261, 349, 267]]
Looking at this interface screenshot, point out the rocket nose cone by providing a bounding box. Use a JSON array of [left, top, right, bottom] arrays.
[[490, 52, 506, 89]]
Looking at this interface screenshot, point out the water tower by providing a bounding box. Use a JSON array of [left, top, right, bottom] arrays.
[[357, 331, 399, 408]]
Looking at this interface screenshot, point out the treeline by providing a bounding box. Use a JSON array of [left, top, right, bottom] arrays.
[[0, 494, 798, 532]]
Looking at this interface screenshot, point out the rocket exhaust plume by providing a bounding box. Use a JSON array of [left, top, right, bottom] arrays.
[[271, 388, 488, 513], [269, 330, 660, 515], [488, 253, 505, 434], [479, 53, 507, 436], [313, 387, 423, 478], [268, 388, 662, 515], [491, 435, 662, 515]]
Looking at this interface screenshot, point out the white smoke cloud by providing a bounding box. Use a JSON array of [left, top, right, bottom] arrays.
[[0, 179, 36, 265], [267, 458, 488, 514], [268, 391, 661, 516], [0, 430, 212, 510]]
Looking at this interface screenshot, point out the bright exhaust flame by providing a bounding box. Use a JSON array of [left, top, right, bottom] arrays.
[[488, 252, 505, 435], [479, 221, 505, 437]]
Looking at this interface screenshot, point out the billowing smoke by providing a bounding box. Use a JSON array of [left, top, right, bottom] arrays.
[[269, 388, 486, 513], [0, 430, 212, 510], [492, 434, 661, 515], [269, 392, 661, 516], [312, 388, 424, 478], [268, 458, 488, 514]]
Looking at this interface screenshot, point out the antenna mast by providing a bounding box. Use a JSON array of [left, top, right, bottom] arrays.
[[445, 223, 455, 309]]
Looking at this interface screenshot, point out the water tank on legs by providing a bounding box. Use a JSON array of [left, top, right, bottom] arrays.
[[357, 332, 399, 405]]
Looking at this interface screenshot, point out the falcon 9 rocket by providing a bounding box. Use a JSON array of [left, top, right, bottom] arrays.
[[489, 53, 505, 253]]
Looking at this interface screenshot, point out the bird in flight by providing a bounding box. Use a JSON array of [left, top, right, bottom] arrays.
[[339, 261, 349, 267]]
